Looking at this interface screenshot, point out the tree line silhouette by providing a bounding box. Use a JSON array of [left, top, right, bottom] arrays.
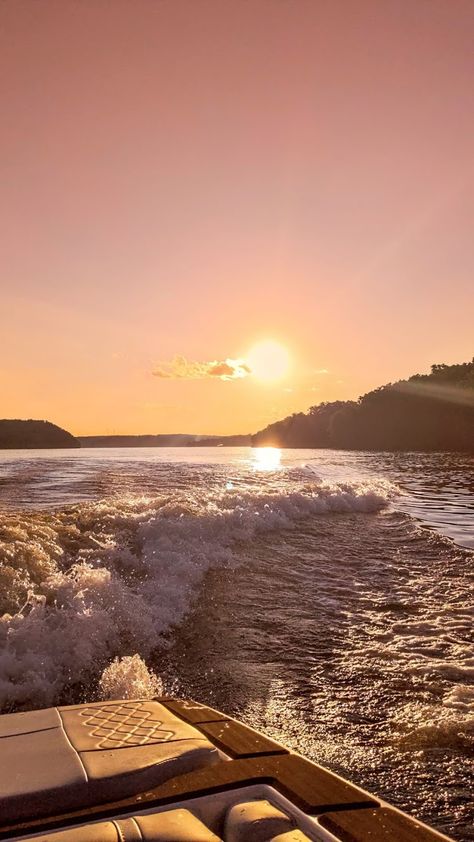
[[252, 359, 474, 451], [0, 420, 79, 449]]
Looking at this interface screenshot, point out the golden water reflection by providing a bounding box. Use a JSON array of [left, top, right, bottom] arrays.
[[252, 447, 282, 471]]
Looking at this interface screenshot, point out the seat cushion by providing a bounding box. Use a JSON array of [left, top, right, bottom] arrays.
[[59, 700, 201, 750], [20, 810, 222, 841], [0, 699, 220, 824], [224, 800, 294, 842], [29, 821, 120, 842], [136, 809, 221, 840], [0, 727, 88, 822], [0, 706, 61, 736]]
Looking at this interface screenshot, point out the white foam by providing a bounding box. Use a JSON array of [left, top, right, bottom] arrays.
[[0, 477, 392, 709], [99, 655, 163, 700], [391, 698, 474, 751], [442, 683, 474, 713]]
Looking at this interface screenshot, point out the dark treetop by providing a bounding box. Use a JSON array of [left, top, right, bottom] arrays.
[[252, 359, 474, 452], [0, 420, 80, 449]]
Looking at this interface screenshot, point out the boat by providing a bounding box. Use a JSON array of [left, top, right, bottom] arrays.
[[0, 695, 454, 841]]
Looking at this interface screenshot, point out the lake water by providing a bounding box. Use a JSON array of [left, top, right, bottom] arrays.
[[0, 447, 472, 839]]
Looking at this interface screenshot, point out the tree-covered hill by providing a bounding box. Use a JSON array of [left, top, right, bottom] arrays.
[[0, 420, 80, 449], [252, 359, 474, 452]]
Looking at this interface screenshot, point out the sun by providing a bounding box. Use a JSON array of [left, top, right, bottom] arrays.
[[246, 340, 290, 382]]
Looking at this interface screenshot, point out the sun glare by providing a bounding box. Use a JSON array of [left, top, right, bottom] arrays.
[[247, 340, 290, 382], [252, 447, 282, 471]]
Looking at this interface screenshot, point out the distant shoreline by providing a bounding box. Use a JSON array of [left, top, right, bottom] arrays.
[[1, 441, 473, 454], [78, 434, 252, 448], [2, 357, 472, 452]]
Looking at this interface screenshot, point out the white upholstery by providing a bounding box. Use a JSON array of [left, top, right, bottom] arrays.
[[136, 810, 221, 840], [0, 699, 219, 823], [0, 706, 61, 736], [0, 727, 88, 821], [30, 822, 119, 842], [21, 810, 222, 841], [224, 800, 295, 842]]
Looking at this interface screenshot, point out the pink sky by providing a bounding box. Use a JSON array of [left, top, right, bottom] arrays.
[[1, 0, 473, 435]]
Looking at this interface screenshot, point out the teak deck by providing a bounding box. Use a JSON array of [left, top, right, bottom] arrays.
[[0, 696, 454, 841]]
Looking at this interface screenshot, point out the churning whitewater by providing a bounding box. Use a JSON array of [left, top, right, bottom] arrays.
[[0, 447, 472, 840], [0, 468, 391, 708]]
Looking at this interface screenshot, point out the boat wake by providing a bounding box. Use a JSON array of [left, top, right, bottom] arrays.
[[0, 476, 392, 710]]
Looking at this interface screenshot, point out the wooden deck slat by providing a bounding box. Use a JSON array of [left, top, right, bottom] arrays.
[[116, 754, 375, 814], [319, 807, 453, 842], [158, 698, 229, 723], [0, 756, 377, 839], [195, 719, 288, 757], [265, 754, 378, 814]]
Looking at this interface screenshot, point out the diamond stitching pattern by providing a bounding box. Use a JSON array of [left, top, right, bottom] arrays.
[[78, 702, 177, 749]]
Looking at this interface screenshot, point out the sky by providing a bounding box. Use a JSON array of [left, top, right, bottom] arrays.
[[1, 0, 473, 436]]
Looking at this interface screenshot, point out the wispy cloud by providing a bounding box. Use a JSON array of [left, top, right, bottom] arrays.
[[153, 355, 250, 381]]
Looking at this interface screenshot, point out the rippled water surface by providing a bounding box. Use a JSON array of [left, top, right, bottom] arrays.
[[0, 447, 472, 840]]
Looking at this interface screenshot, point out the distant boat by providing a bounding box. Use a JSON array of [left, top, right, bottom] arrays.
[[0, 695, 452, 841]]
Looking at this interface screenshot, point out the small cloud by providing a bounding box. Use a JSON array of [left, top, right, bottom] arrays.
[[208, 360, 251, 379], [313, 368, 329, 375], [153, 355, 250, 381], [283, 387, 293, 393]]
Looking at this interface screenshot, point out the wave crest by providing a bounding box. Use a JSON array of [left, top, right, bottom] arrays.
[[0, 478, 391, 710]]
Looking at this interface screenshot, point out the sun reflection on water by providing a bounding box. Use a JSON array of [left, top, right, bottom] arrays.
[[252, 447, 282, 471]]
